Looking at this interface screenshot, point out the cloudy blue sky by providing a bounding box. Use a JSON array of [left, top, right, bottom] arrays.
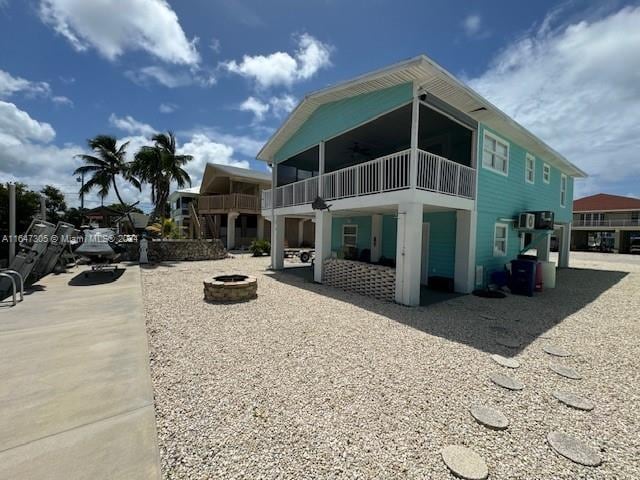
[[1, 0, 639, 211]]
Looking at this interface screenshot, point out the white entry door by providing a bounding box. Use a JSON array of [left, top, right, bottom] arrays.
[[421, 222, 430, 285]]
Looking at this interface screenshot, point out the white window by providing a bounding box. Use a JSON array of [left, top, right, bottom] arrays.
[[493, 223, 508, 257], [343, 224, 357, 248], [525, 154, 535, 184], [483, 132, 509, 175], [543, 163, 551, 184], [560, 174, 567, 207]]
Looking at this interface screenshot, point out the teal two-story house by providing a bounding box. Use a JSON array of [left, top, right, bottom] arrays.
[[257, 55, 586, 306]]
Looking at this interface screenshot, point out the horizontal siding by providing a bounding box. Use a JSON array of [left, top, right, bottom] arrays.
[[381, 214, 397, 259], [423, 211, 456, 278], [274, 83, 413, 163], [342, 212, 456, 278], [475, 123, 575, 278], [331, 216, 372, 253]]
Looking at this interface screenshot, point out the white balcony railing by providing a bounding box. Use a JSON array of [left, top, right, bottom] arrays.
[[573, 218, 640, 227], [262, 148, 475, 210], [417, 150, 476, 198]]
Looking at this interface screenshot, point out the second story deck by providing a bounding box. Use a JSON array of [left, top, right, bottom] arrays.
[[199, 193, 261, 215], [261, 148, 475, 210]]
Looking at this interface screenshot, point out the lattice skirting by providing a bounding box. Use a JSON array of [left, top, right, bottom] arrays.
[[322, 258, 396, 301]]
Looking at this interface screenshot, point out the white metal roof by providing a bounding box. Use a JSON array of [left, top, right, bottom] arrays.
[[257, 55, 587, 178], [199, 163, 271, 195], [168, 186, 200, 202]]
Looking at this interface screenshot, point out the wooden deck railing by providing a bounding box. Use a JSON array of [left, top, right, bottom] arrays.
[[199, 193, 260, 213]]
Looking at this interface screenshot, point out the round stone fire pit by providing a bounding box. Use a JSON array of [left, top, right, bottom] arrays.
[[203, 274, 257, 302]]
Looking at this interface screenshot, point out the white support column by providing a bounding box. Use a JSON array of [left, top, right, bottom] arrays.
[[371, 214, 382, 263], [409, 90, 420, 189], [454, 210, 477, 293], [257, 215, 265, 240], [271, 215, 285, 270], [318, 141, 325, 197], [395, 202, 423, 306], [538, 233, 551, 262], [558, 223, 571, 268], [614, 229, 622, 253], [227, 212, 239, 249], [297, 219, 306, 247], [314, 210, 332, 283]]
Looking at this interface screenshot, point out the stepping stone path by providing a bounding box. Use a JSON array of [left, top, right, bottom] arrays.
[[490, 372, 524, 391], [490, 354, 520, 369], [547, 431, 602, 467], [496, 336, 521, 348], [470, 404, 509, 430], [441, 445, 489, 480], [549, 364, 582, 380], [553, 391, 595, 411], [543, 344, 571, 357]]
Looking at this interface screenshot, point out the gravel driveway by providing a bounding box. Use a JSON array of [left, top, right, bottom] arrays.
[[142, 252, 640, 479]]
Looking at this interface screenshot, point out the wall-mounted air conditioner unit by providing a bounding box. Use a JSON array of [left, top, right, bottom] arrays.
[[518, 213, 535, 230], [530, 211, 555, 230]]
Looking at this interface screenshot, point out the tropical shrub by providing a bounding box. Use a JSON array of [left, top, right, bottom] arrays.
[[249, 239, 271, 256]]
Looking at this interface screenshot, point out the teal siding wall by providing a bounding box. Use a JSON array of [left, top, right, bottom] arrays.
[[273, 83, 413, 163], [423, 212, 456, 278], [331, 216, 372, 253], [381, 215, 397, 260], [332, 212, 456, 278], [475, 124, 575, 277]]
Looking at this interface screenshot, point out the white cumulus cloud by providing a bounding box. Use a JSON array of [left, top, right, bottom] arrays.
[[0, 101, 56, 145], [109, 113, 155, 137], [239, 96, 270, 122], [269, 94, 297, 117], [468, 6, 640, 197], [38, 0, 200, 65], [222, 33, 332, 89], [238, 94, 297, 122], [178, 134, 250, 187], [0, 70, 51, 98]]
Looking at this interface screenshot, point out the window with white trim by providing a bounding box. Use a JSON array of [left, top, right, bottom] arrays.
[[560, 174, 567, 207], [493, 223, 508, 257], [543, 163, 551, 184], [482, 132, 509, 175], [343, 224, 357, 248], [525, 154, 535, 184]]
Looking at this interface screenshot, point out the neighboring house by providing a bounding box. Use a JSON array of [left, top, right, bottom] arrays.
[[572, 193, 640, 253], [258, 55, 586, 306], [115, 212, 150, 235], [168, 186, 200, 235], [84, 206, 123, 229], [198, 163, 274, 249]]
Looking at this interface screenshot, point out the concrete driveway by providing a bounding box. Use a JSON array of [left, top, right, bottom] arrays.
[[0, 264, 160, 479]]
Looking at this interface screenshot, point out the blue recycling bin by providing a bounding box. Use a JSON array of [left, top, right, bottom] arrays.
[[509, 260, 536, 297]]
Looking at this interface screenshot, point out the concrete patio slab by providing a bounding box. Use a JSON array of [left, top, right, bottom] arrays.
[[0, 265, 160, 479]]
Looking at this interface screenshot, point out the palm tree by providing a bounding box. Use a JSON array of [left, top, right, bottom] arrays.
[[132, 131, 192, 220], [74, 135, 141, 229]]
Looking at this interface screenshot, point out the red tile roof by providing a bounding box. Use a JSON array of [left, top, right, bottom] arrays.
[[574, 193, 640, 212]]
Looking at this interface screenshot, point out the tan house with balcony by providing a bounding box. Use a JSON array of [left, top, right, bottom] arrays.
[[198, 163, 272, 249], [572, 193, 640, 253]]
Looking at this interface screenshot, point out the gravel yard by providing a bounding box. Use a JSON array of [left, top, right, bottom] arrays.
[[142, 252, 640, 479]]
